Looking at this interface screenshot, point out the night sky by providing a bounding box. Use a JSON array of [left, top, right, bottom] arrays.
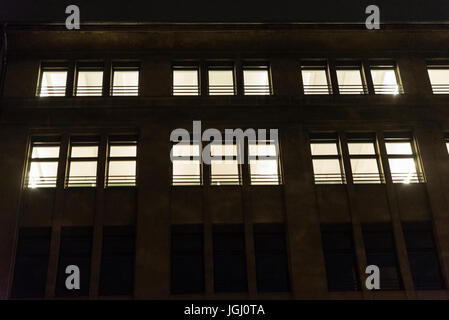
[[0, 0, 449, 23]]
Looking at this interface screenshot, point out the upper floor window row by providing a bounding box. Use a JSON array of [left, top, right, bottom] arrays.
[[301, 61, 403, 95], [172, 63, 272, 96], [310, 132, 425, 185], [37, 62, 140, 97]]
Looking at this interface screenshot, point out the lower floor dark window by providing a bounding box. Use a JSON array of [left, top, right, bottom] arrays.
[[213, 225, 248, 292], [171, 225, 204, 294], [362, 225, 402, 290], [254, 224, 290, 292], [99, 226, 135, 296], [403, 222, 444, 290], [11, 228, 51, 298], [321, 224, 360, 291], [56, 227, 93, 297]]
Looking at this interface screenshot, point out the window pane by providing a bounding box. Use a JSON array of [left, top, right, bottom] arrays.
[[76, 71, 103, 96], [388, 158, 418, 183], [211, 160, 239, 185], [173, 70, 199, 96], [371, 69, 399, 94], [112, 70, 139, 96], [172, 160, 201, 185], [385, 142, 413, 155], [110, 145, 137, 157], [68, 161, 97, 187], [71, 146, 98, 158], [350, 159, 381, 183], [348, 143, 375, 155], [40, 71, 67, 96], [172, 144, 200, 157], [243, 69, 270, 95], [108, 161, 136, 186], [312, 159, 342, 184], [336, 69, 364, 94], [32, 146, 60, 159], [28, 162, 58, 188], [208, 70, 234, 95], [302, 69, 329, 94], [249, 143, 277, 157], [427, 69, 449, 94], [249, 159, 279, 185], [310, 143, 338, 156], [210, 144, 236, 157]]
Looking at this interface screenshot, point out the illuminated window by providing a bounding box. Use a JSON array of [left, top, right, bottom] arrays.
[[67, 142, 99, 187], [38, 69, 67, 97], [107, 140, 137, 187], [445, 134, 449, 154], [173, 66, 199, 96], [249, 139, 281, 185], [75, 70, 103, 96], [172, 142, 202, 186], [210, 143, 240, 185], [243, 65, 271, 95], [384, 134, 423, 183], [427, 66, 449, 94], [111, 68, 139, 96], [27, 141, 60, 188], [208, 67, 235, 95], [310, 134, 344, 184], [336, 66, 366, 94], [347, 134, 383, 184], [370, 64, 402, 94], [301, 64, 331, 95]]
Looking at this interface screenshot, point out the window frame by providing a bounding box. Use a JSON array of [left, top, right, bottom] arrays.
[[66, 139, 100, 188], [335, 63, 367, 95], [309, 133, 345, 184], [207, 64, 236, 96], [37, 66, 69, 97], [74, 65, 104, 97], [300, 61, 332, 95], [26, 139, 61, 189], [369, 63, 403, 95], [172, 64, 200, 96], [346, 133, 384, 184], [248, 138, 283, 185], [242, 64, 272, 96], [427, 63, 449, 94], [110, 65, 140, 96], [383, 133, 424, 184], [106, 138, 138, 187], [208, 140, 242, 186], [171, 140, 203, 186]]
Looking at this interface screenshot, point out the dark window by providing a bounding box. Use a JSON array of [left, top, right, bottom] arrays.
[[99, 226, 135, 296], [213, 225, 248, 292], [171, 225, 204, 294], [362, 225, 402, 290], [11, 228, 51, 298], [254, 224, 290, 292], [321, 224, 360, 291], [403, 223, 444, 290], [56, 227, 93, 297]]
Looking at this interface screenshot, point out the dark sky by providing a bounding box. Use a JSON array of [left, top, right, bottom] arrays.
[[0, 0, 448, 23]]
